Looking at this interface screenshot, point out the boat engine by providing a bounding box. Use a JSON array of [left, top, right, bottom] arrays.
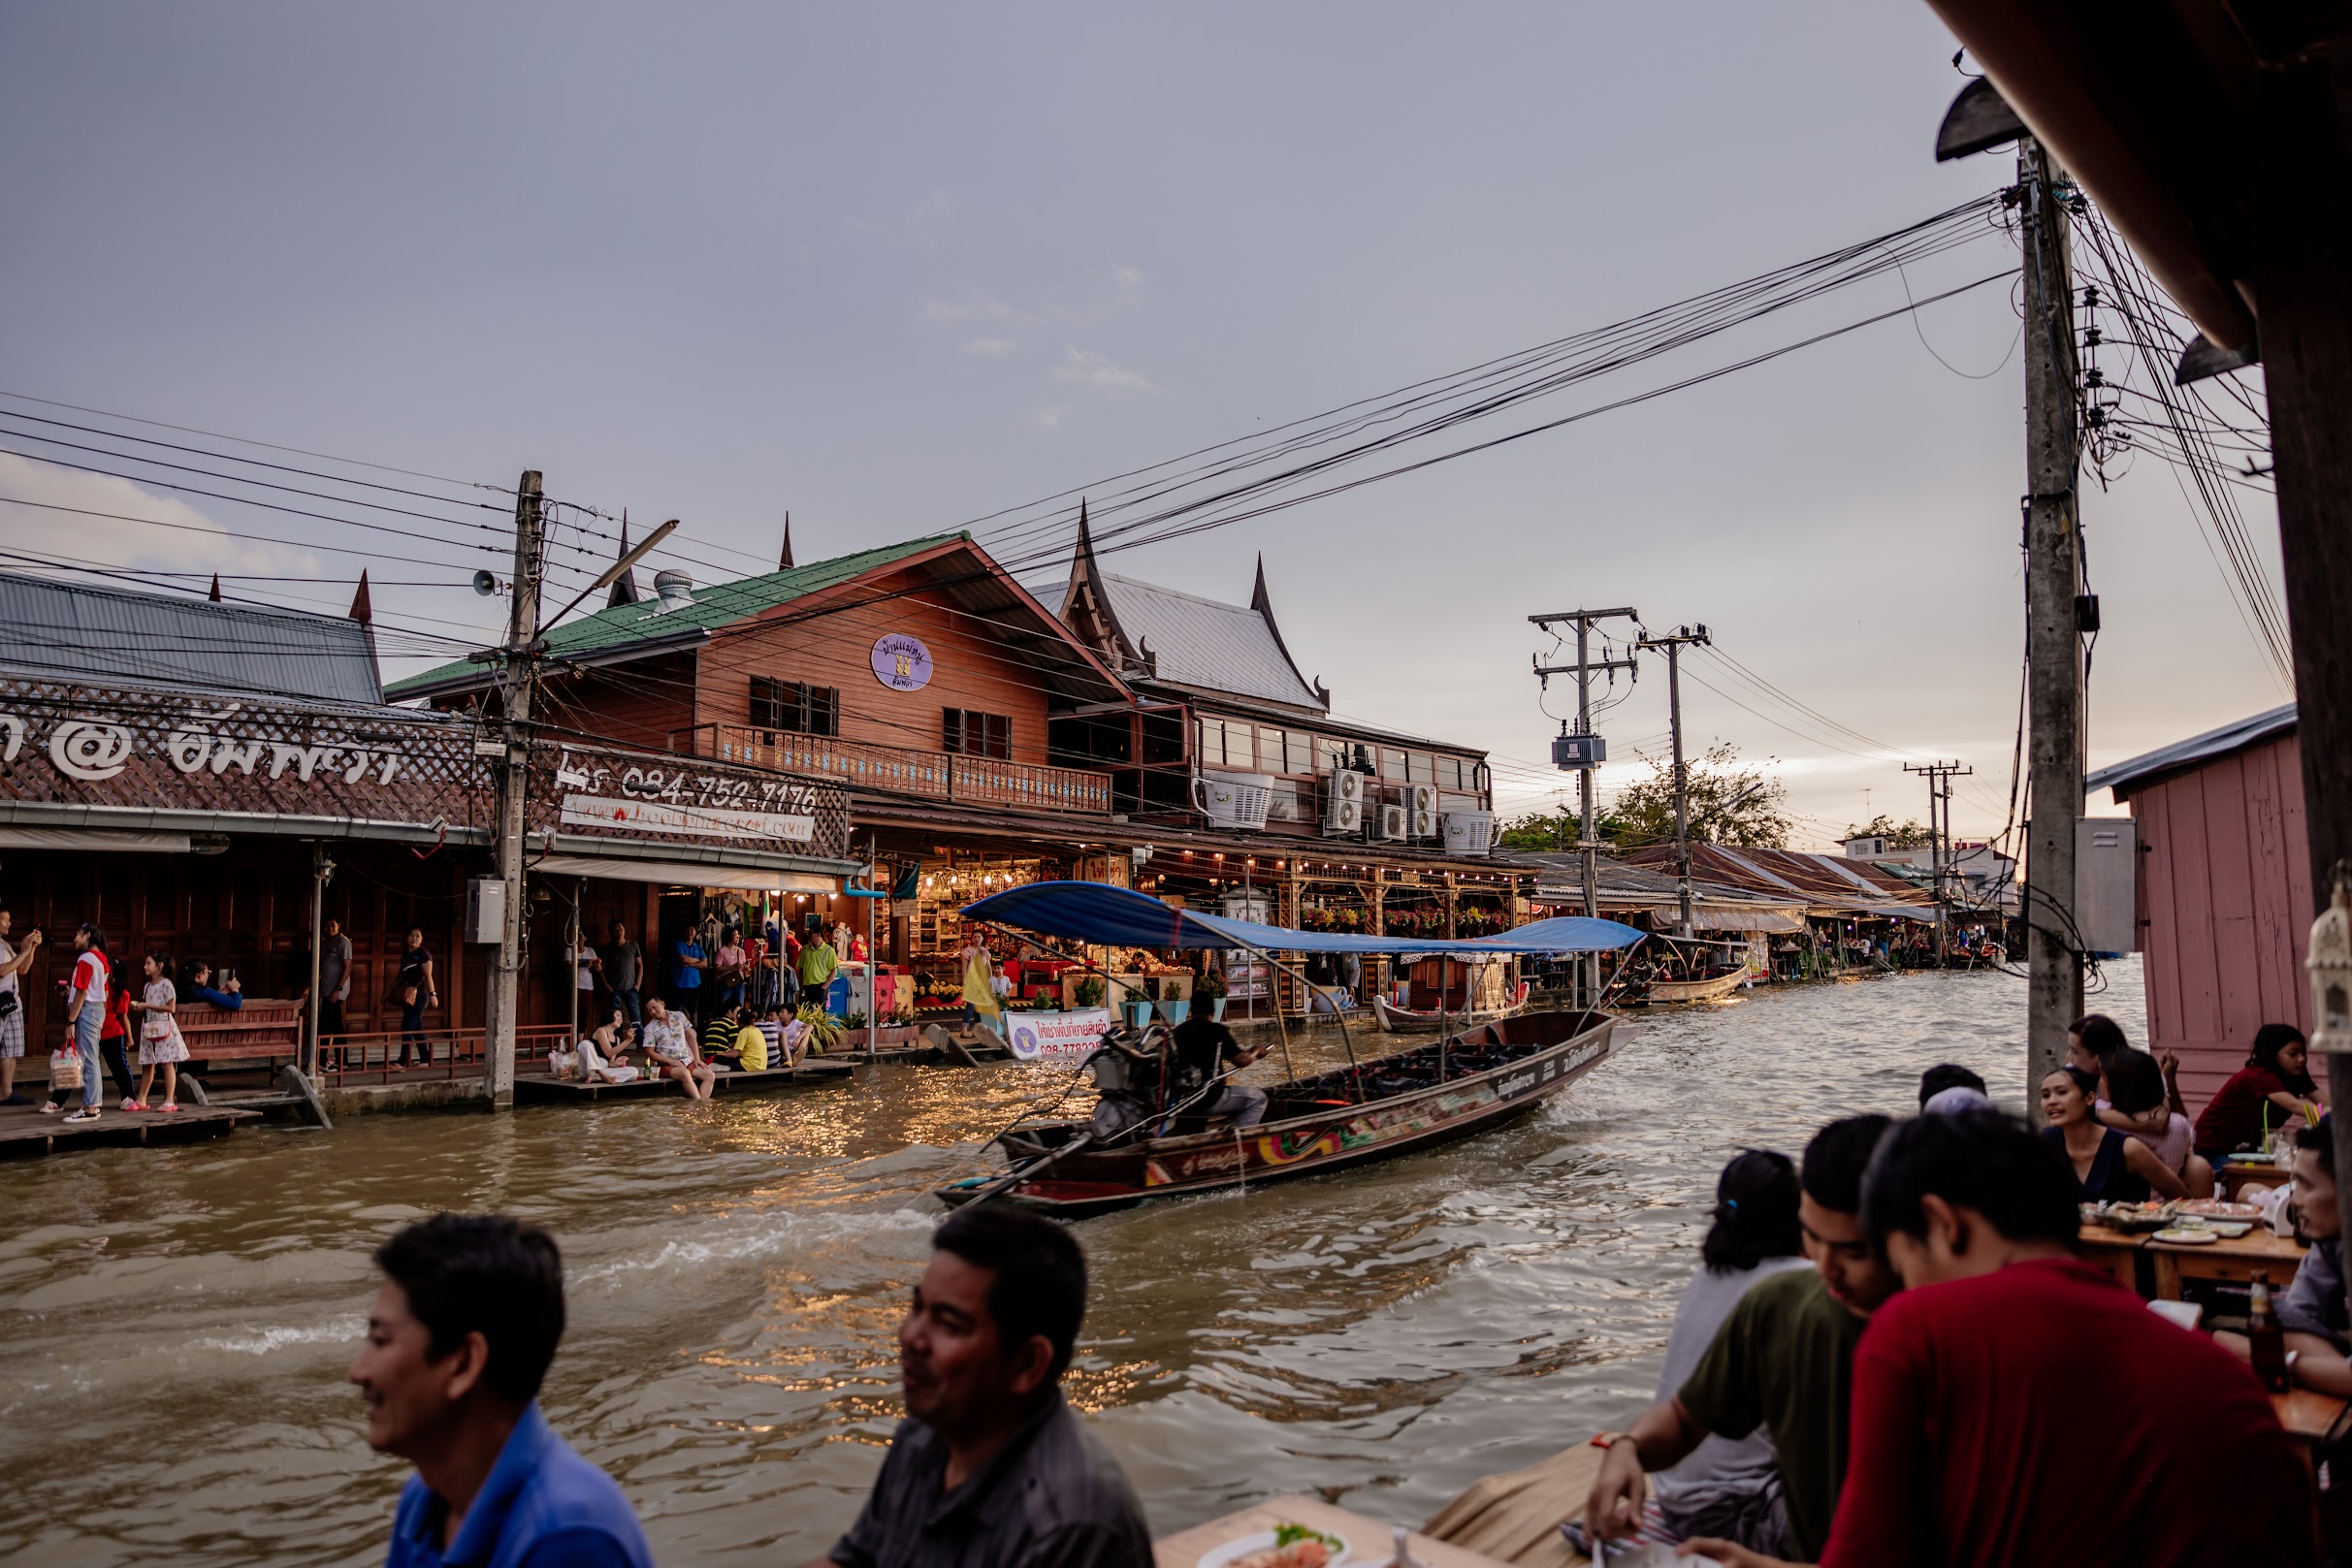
[[1085, 1023, 1171, 1144]]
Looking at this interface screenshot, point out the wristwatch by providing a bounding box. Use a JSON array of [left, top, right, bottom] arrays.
[[1589, 1431, 1637, 1451]]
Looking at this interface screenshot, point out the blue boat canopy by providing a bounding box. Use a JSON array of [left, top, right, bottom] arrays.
[[960, 880, 1643, 955]]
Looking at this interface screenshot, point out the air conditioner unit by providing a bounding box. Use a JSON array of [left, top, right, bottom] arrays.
[[1442, 810, 1494, 856], [1376, 803, 1408, 842], [1324, 769, 1365, 834], [1192, 771, 1273, 831], [1401, 783, 1438, 838]]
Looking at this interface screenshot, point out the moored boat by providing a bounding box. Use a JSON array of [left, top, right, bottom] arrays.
[[1638, 969, 1749, 1005], [1371, 980, 1534, 1032], [934, 1007, 1616, 1217]]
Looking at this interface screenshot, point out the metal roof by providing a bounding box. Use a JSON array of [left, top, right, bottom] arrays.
[[0, 570, 382, 705], [1092, 572, 1327, 711], [2084, 703, 2297, 800]]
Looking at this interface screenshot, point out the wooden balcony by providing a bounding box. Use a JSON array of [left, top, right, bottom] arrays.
[[679, 725, 1112, 816]]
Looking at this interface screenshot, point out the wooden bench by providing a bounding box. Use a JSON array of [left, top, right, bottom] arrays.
[[176, 998, 303, 1063]]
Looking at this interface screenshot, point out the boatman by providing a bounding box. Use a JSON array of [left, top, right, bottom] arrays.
[[1170, 1008, 1270, 1127], [815, 1205, 1153, 1568]]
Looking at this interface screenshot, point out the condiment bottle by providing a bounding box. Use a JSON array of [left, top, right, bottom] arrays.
[[2247, 1268, 2290, 1393]]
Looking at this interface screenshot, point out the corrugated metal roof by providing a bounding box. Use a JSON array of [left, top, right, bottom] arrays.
[[1095, 572, 1326, 711], [0, 570, 381, 705], [388, 532, 964, 700], [2084, 703, 2297, 799]]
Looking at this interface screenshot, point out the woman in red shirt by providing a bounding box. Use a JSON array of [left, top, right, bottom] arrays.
[[2193, 1022, 2324, 1168]]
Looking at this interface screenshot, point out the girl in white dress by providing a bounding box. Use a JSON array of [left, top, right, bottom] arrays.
[[129, 951, 188, 1112]]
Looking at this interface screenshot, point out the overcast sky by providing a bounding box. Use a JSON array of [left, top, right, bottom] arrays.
[[0, 4, 2288, 848]]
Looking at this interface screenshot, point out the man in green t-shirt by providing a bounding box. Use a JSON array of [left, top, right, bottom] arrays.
[[1583, 1115, 1900, 1563], [797, 934, 838, 1008]]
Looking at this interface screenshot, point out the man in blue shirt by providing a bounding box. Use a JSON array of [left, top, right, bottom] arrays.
[[668, 932, 706, 1027], [350, 1214, 653, 1568]]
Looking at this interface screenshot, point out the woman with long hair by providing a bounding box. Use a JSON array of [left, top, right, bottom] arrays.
[[2043, 1066, 2186, 1202], [2100, 1047, 2213, 1197], [2193, 1023, 2325, 1168], [1575, 1148, 1807, 1556]]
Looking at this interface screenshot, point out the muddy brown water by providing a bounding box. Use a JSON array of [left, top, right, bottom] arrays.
[[0, 963, 2130, 1566]]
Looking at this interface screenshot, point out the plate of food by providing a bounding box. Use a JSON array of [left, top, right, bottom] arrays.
[[1200, 1523, 1351, 1568], [2090, 1200, 2177, 1232], [2175, 1200, 2262, 1220], [2200, 1220, 2254, 1238], [2151, 1227, 2218, 1245]]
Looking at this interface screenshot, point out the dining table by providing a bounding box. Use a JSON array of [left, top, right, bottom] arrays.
[[2145, 1226, 2307, 1300], [1157, 1494, 1521, 1568]]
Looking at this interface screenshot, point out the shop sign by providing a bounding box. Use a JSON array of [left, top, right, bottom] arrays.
[[870, 633, 934, 692], [1007, 1008, 1112, 1060], [552, 750, 825, 847]]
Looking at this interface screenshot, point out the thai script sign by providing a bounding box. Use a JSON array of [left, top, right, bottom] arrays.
[[553, 749, 822, 845], [1007, 1008, 1112, 1061], [870, 632, 934, 692]]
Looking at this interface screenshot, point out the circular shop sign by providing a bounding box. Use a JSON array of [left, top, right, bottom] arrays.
[[871, 632, 934, 692]]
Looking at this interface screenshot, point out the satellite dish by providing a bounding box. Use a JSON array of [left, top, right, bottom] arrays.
[[473, 569, 499, 596]]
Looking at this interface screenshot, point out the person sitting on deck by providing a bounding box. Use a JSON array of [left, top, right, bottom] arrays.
[[177, 959, 243, 1011], [2219, 1117, 2352, 1397], [574, 1009, 640, 1085], [811, 1204, 1152, 1568], [1564, 1149, 1808, 1557], [1169, 1010, 1270, 1128], [1583, 1116, 1901, 1563], [1915, 1064, 1989, 1115], [700, 1004, 743, 1070], [2194, 1022, 2327, 1170], [2039, 1066, 2186, 1203], [1678, 1109, 2317, 1568], [638, 998, 714, 1102], [352, 1214, 654, 1568]]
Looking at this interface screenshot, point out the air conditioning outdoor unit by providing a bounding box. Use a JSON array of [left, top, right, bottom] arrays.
[[1324, 768, 1365, 834], [1192, 772, 1273, 831], [1442, 810, 1495, 856], [1401, 783, 1438, 838], [1376, 803, 1408, 842]]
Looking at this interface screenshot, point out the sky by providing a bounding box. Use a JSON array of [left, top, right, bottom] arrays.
[[0, 3, 2289, 849]]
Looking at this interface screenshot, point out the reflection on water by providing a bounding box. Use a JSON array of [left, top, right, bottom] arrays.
[[0, 963, 2132, 1566]]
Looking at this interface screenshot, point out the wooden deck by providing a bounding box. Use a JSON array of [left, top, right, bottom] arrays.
[[513, 1060, 857, 1104], [0, 1100, 258, 1158]]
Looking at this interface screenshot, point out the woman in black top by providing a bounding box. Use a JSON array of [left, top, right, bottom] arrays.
[[395, 927, 436, 1068], [2040, 1065, 2185, 1202]]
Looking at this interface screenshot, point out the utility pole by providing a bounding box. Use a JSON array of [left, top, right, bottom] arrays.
[[2019, 135, 2087, 1095], [483, 470, 545, 1110], [1905, 760, 1971, 967], [1636, 624, 1711, 938], [1532, 606, 1639, 1007]]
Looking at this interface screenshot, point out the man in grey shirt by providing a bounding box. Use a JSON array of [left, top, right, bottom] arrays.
[[816, 1206, 1151, 1568], [603, 921, 643, 1026], [311, 916, 353, 1068]]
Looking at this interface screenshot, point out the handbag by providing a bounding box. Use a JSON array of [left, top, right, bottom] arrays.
[[0, 991, 18, 1019], [49, 1048, 81, 1091]]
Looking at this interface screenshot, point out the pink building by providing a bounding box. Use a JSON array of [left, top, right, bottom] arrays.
[[2085, 704, 2308, 1114]]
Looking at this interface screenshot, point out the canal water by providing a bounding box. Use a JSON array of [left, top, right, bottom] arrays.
[[0, 963, 2139, 1567]]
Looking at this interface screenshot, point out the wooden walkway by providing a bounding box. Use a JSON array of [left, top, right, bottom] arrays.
[[514, 1060, 856, 1104], [0, 1100, 259, 1159]]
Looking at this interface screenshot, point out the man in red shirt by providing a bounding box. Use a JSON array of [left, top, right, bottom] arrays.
[[1689, 1109, 2316, 1566]]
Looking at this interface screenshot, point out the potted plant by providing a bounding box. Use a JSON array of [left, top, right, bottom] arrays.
[[1195, 967, 1228, 1021], [1074, 975, 1106, 1010]]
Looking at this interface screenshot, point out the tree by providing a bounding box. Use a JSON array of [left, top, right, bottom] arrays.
[[1611, 742, 1790, 849], [1496, 803, 1629, 851], [1843, 813, 1932, 848]]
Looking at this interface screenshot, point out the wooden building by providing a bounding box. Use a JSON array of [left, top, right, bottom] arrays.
[[2086, 705, 2309, 1112]]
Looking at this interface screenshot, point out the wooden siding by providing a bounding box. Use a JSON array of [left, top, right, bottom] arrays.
[[2128, 730, 2313, 1114], [536, 651, 699, 752], [690, 566, 1058, 765]]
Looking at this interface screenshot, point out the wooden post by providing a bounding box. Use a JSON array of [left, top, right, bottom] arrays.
[[2018, 137, 2085, 1098], [484, 469, 545, 1110]]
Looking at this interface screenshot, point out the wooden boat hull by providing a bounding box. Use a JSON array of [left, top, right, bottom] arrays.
[[936, 1009, 1617, 1218], [1371, 986, 1533, 1033], [1640, 971, 1749, 1005]]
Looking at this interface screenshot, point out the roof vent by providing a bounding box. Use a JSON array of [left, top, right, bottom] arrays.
[[652, 569, 694, 612]]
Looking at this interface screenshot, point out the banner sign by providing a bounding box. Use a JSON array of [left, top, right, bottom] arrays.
[[553, 749, 822, 846], [1007, 1008, 1112, 1061]]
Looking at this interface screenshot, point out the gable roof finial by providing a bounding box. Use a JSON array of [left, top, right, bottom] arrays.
[[780, 512, 794, 571], [348, 569, 372, 624], [607, 509, 643, 608], [207, 573, 222, 603]]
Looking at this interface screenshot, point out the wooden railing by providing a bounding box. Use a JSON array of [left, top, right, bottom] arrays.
[[675, 725, 1112, 816]]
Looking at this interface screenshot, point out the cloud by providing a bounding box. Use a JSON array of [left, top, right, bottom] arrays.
[[1032, 404, 1075, 431], [0, 452, 319, 578], [962, 336, 1019, 357], [919, 287, 1017, 327], [1053, 345, 1159, 400], [1109, 266, 1145, 304]]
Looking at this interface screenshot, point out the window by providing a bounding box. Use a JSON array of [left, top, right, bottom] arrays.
[[751, 677, 839, 737], [1198, 717, 1252, 770], [944, 709, 1012, 760], [1258, 727, 1285, 775], [1380, 747, 1406, 779], [1284, 732, 1314, 776], [1439, 756, 1466, 790], [1407, 752, 1436, 784], [1321, 737, 1354, 776]]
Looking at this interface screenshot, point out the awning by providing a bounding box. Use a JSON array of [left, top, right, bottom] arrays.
[[532, 853, 836, 893], [0, 826, 191, 853], [962, 880, 1643, 954], [1689, 907, 1806, 935]]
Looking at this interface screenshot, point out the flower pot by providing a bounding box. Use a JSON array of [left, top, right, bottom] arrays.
[[1125, 1001, 1151, 1029], [1210, 998, 1227, 1022], [1164, 999, 1190, 1025]]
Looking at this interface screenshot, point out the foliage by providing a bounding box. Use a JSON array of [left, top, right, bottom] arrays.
[[1193, 966, 1227, 1000], [796, 1004, 843, 1052], [890, 999, 916, 1024], [1611, 742, 1790, 849], [1073, 976, 1106, 1008], [843, 1010, 868, 1031], [1843, 813, 1933, 848], [1495, 804, 1630, 851]]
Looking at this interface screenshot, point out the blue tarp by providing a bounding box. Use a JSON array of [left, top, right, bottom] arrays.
[[960, 880, 1644, 955]]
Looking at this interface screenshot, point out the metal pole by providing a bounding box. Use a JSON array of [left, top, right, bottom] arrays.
[[2019, 136, 2086, 1095], [484, 468, 545, 1110], [305, 845, 331, 1078], [568, 878, 581, 1048], [1576, 621, 1596, 1008]]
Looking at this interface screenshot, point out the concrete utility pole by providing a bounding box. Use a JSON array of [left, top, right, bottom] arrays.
[[483, 470, 545, 1110], [1905, 760, 1971, 966], [1637, 624, 1711, 939], [2018, 136, 2087, 1096], [1532, 606, 1639, 1006]]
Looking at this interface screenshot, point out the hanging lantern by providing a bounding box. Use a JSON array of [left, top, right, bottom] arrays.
[[2310, 879, 2352, 1054]]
